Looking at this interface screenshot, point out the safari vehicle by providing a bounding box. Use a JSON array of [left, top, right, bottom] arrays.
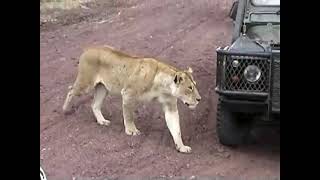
[[215, 0, 280, 146]]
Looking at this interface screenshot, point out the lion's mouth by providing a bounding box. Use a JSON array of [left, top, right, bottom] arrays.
[[184, 102, 197, 109]]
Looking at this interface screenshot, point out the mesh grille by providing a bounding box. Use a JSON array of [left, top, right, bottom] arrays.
[[272, 60, 280, 109], [222, 55, 270, 92]]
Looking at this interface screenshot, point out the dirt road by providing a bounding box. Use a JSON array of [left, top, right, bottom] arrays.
[[40, 0, 280, 179]]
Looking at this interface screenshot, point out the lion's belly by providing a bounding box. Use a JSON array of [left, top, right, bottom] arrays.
[[138, 91, 160, 102], [94, 74, 123, 95]]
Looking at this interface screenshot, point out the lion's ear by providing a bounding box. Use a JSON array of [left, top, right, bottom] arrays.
[[187, 67, 193, 73], [174, 73, 183, 84]]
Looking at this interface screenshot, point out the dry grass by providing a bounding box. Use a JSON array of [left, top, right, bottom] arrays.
[[40, 0, 138, 31], [40, 0, 93, 11]]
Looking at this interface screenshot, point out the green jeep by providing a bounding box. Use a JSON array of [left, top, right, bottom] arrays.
[[215, 0, 280, 146]]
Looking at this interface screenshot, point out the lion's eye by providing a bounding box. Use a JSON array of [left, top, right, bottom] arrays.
[[189, 86, 193, 90]]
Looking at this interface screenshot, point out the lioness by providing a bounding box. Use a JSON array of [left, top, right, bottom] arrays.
[[62, 45, 201, 153]]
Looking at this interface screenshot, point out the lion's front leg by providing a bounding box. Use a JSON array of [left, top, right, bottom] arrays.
[[162, 98, 191, 153], [121, 89, 141, 136]]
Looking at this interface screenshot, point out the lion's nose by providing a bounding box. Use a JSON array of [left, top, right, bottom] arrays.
[[196, 98, 201, 102]]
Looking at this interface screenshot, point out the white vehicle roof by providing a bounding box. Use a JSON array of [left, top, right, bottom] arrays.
[[252, 0, 280, 6]]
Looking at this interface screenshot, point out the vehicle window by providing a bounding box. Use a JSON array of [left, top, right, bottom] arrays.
[[251, 0, 280, 6]]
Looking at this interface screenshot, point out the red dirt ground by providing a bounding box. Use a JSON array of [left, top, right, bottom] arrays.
[[40, 0, 280, 179]]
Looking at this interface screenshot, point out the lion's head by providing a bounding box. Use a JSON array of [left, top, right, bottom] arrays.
[[171, 67, 201, 109]]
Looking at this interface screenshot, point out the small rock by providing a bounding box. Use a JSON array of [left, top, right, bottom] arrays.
[[217, 146, 225, 153], [223, 152, 231, 158], [59, 57, 66, 61], [216, 172, 224, 176]]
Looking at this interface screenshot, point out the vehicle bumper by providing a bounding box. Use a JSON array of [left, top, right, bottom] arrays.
[[216, 88, 280, 114]]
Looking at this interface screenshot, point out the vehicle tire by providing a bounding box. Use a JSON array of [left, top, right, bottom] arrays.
[[229, 1, 238, 20], [231, 0, 245, 43], [216, 97, 251, 146]]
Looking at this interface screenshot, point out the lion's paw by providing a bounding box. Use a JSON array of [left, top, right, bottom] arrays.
[[97, 119, 111, 126], [125, 128, 141, 136], [178, 145, 192, 153]]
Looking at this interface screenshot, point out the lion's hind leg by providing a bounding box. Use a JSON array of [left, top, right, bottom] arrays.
[[62, 74, 93, 113], [62, 85, 77, 113], [91, 83, 110, 126]]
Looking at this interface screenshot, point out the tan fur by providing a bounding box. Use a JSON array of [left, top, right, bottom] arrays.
[[62, 45, 201, 153]]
